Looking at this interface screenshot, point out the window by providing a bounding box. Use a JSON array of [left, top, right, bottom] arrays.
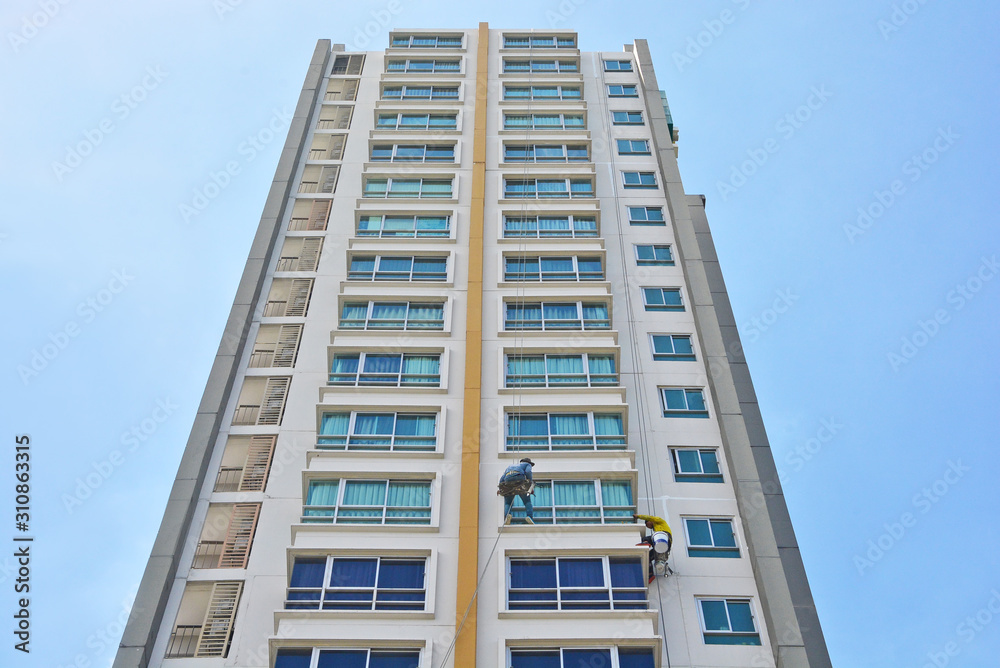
[[370, 145, 455, 162], [503, 35, 577, 48], [348, 256, 447, 281], [616, 139, 650, 155], [503, 144, 589, 162], [635, 244, 674, 266], [604, 59, 634, 71], [510, 647, 655, 668], [391, 34, 462, 48], [660, 388, 709, 418], [503, 256, 603, 281], [685, 518, 740, 558], [502, 215, 597, 237], [507, 480, 635, 524], [503, 85, 581, 100], [504, 302, 610, 331], [628, 206, 665, 225], [503, 59, 579, 73], [608, 84, 638, 97], [375, 113, 457, 130], [642, 287, 684, 311], [286, 556, 426, 610], [386, 59, 460, 73], [506, 412, 625, 451], [671, 448, 724, 483], [329, 353, 441, 387], [276, 648, 421, 668], [363, 178, 453, 199], [505, 353, 617, 387], [650, 334, 694, 361], [508, 556, 644, 610], [503, 113, 585, 130], [502, 178, 594, 198], [303, 479, 432, 524], [612, 111, 644, 125], [340, 301, 444, 330], [318, 412, 438, 451], [382, 85, 459, 100], [356, 214, 450, 238], [699, 598, 762, 645], [623, 171, 657, 188]]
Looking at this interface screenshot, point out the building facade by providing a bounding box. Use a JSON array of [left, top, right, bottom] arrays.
[[114, 25, 831, 668]]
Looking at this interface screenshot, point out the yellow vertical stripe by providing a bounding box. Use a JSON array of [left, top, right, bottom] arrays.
[[454, 21, 489, 668]]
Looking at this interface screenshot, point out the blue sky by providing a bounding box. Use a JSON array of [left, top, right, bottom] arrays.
[[1, 1, 998, 666]]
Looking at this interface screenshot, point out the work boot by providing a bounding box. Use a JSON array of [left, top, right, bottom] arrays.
[[525, 517, 534, 525], [504, 514, 512, 525]]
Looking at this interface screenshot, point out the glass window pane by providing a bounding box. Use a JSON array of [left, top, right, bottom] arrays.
[[677, 450, 702, 473], [609, 558, 644, 588], [510, 650, 560, 668], [558, 558, 604, 587], [563, 650, 612, 666], [702, 599, 730, 631], [686, 390, 706, 411], [329, 558, 377, 587], [290, 557, 326, 587], [728, 601, 756, 632], [663, 389, 686, 410], [510, 560, 557, 589], [369, 652, 421, 668], [378, 560, 425, 589], [701, 450, 721, 474], [686, 519, 712, 546], [711, 520, 737, 548], [317, 650, 368, 668], [618, 648, 656, 668]]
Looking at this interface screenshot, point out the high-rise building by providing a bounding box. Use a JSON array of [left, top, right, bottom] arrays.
[[114, 25, 831, 668]]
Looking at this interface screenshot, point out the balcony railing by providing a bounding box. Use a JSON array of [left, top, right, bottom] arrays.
[[248, 349, 275, 368], [232, 405, 260, 426], [214, 467, 244, 493], [165, 625, 201, 658], [263, 301, 287, 317], [192, 541, 224, 569]]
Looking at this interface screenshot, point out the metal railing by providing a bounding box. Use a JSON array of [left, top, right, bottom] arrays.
[[165, 625, 201, 658], [192, 541, 224, 569], [214, 467, 244, 493], [232, 405, 260, 426]]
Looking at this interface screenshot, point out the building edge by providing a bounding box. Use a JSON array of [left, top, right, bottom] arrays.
[[111, 39, 335, 668], [631, 38, 833, 668]]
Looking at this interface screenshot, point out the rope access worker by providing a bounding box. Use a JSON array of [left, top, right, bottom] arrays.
[[498, 458, 535, 525], [634, 513, 672, 582]]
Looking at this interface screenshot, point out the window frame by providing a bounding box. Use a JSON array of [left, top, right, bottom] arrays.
[[627, 206, 665, 225], [385, 58, 462, 73], [375, 113, 458, 130], [275, 648, 423, 668], [503, 35, 578, 49], [362, 177, 454, 199], [317, 410, 440, 451], [616, 139, 650, 155], [502, 214, 597, 238], [505, 480, 636, 525], [286, 555, 428, 611], [369, 144, 456, 163], [504, 352, 618, 388], [607, 84, 639, 97], [503, 112, 586, 130], [340, 300, 445, 331], [355, 214, 451, 238], [635, 244, 674, 266], [503, 255, 604, 282], [381, 84, 459, 101], [642, 287, 685, 311], [328, 351, 442, 387], [671, 447, 724, 483], [684, 517, 741, 558], [506, 555, 646, 611], [502, 59, 580, 73], [502, 178, 594, 199], [390, 34, 463, 48], [649, 333, 694, 361], [603, 59, 634, 71], [659, 387, 709, 418], [611, 110, 644, 125], [347, 255, 448, 282], [504, 411, 625, 451], [503, 85, 582, 100], [622, 171, 657, 188], [302, 478, 433, 525], [502, 143, 590, 163], [697, 598, 762, 645], [503, 300, 610, 331]]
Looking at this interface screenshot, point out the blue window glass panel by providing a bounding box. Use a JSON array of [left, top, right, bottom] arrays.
[[353, 413, 395, 436], [510, 650, 560, 668], [363, 354, 402, 374], [728, 601, 755, 632], [609, 558, 644, 588], [510, 414, 549, 437], [413, 257, 446, 277], [702, 450, 721, 473], [673, 336, 693, 354], [686, 389, 706, 411], [686, 519, 713, 546], [677, 450, 701, 472], [329, 558, 377, 587], [343, 480, 386, 506], [618, 648, 656, 668], [275, 649, 313, 668], [701, 600, 729, 630], [663, 389, 687, 410], [510, 560, 557, 589], [712, 520, 737, 548], [317, 650, 367, 668], [395, 414, 435, 436], [564, 650, 612, 665], [558, 558, 603, 587], [370, 652, 421, 668], [290, 557, 326, 587], [349, 258, 376, 274], [378, 560, 425, 589]]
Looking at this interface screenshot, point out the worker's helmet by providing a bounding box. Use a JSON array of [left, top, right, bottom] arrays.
[[520, 458, 535, 466]]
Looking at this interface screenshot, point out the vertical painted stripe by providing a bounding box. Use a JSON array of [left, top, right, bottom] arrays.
[[454, 21, 489, 668]]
